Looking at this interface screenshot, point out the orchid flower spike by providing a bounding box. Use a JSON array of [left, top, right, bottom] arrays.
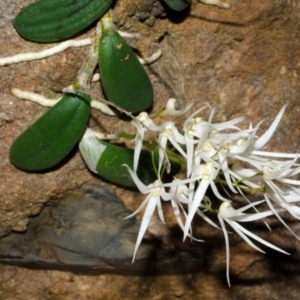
[[131, 112, 161, 172]]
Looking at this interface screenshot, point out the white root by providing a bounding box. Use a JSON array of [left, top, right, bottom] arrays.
[[199, 0, 230, 9], [5, 29, 162, 117], [11, 88, 117, 116], [118, 31, 142, 39], [11, 88, 61, 107], [138, 49, 162, 65], [0, 39, 92, 66], [0, 29, 154, 66]]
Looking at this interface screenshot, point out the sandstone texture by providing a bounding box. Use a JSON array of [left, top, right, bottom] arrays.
[[1, 0, 300, 299]]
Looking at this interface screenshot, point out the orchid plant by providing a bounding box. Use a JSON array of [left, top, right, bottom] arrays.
[[1, 0, 299, 287]]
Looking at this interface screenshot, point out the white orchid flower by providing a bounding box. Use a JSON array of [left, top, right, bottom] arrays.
[[261, 159, 300, 240], [122, 165, 172, 261], [184, 162, 220, 239], [169, 179, 203, 242], [164, 98, 194, 116], [183, 104, 212, 177], [131, 112, 161, 172], [158, 122, 186, 174], [218, 201, 289, 286]]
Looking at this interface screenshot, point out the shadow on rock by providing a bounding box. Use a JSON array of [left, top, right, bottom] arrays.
[[0, 182, 205, 275]]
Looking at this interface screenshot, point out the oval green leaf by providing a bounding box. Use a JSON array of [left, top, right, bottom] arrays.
[[99, 19, 153, 114], [9, 93, 91, 171], [79, 133, 180, 188], [14, 0, 113, 42], [96, 142, 180, 187]]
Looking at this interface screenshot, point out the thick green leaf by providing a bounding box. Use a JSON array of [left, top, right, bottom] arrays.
[[81, 138, 180, 188], [162, 0, 191, 11], [9, 93, 91, 171], [98, 18, 153, 114], [14, 0, 113, 42]]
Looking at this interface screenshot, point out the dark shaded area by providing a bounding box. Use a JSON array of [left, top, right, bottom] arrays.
[[159, 0, 191, 23], [0, 182, 204, 275]]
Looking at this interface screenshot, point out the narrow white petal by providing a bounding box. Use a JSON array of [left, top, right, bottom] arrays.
[[235, 186, 271, 231], [171, 200, 203, 241], [132, 197, 158, 262], [133, 136, 144, 173], [183, 104, 210, 130], [169, 136, 187, 158], [281, 165, 300, 178], [218, 151, 237, 193], [156, 198, 165, 223], [212, 116, 245, 130], [266, 179, 289, 197], [234, 155, 264, 171], [218, 216, 231, 287], [124, 194, 152, 220], [231, 161, 260, 178], [278, 178, 300, 185], [251, 151, 300, 159], [232, 200, 266, 214], [263, 158, 297, 180], [173, 128, 188, 145], [157, 176, 201, 188], [265, 194, 300, 240], [184, 179, 210, 239], [210, 180, 231, 202], [160, 188, 173, 201], [197, 209, 221, 229], [187, 180, 196, 211], [283, 189, 300, 203], [254, 105, 287, 150], [158, 136, 168, 174], [265, 183, 300, 219], [232, 210, 276, 222], [122, 165, 150, 194], [229, 168, 261, 189], [207, 106, 215, 124], [185, 134, 195, 177], [234, 222, 289, 255], [228, 220, 266, 253]]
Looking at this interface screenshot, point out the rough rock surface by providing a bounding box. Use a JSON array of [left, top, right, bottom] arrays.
[[0, 181, 205, 276], [1, 0, 300, 299]]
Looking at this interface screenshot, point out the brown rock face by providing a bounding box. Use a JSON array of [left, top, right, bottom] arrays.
[[1, 0, 300, 299]]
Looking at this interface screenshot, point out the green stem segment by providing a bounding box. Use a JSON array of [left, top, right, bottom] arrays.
[[73, 23, 101, 92]]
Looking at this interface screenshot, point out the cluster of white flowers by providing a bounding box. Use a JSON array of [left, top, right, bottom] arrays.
[[2, 29, 299, 285], [125, 100, 300, 285]]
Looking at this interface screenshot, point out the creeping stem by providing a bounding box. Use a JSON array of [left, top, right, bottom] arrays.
[[73, 22, 102, 91], [100, 9, 114, 33]]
